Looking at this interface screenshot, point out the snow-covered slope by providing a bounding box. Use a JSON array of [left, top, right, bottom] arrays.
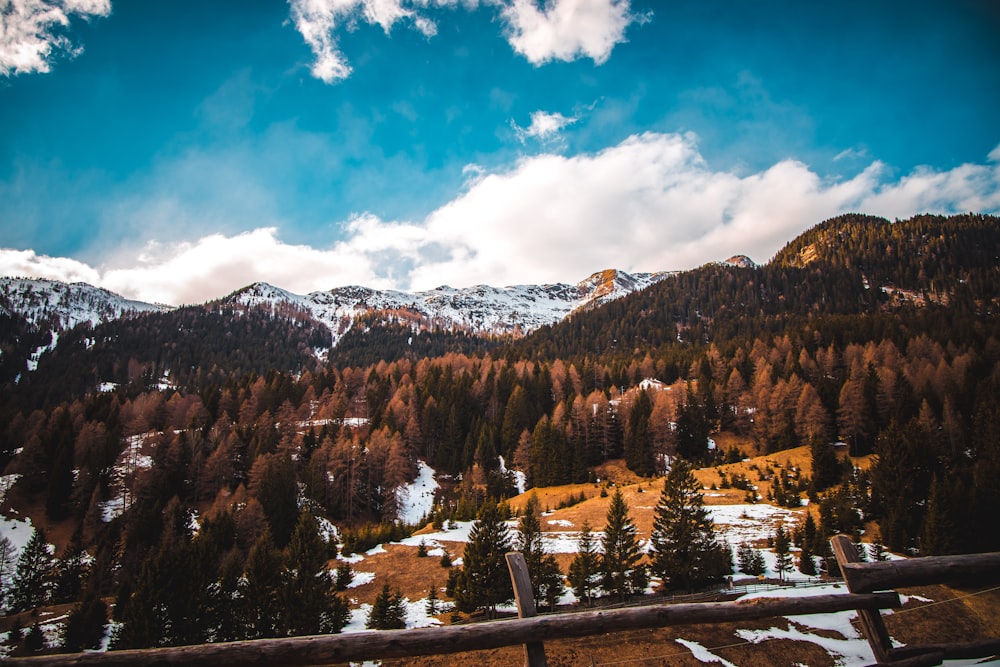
[[0, 278, 169, 331], [226, 269, 674, 345]]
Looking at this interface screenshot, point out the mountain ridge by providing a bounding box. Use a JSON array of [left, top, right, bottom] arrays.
[[222, 268, 677, 346]]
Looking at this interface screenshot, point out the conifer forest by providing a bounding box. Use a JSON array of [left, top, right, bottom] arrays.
[[1, 213, 999, 656]]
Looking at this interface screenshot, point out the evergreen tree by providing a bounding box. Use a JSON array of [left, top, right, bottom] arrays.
[[211, 548, 244, 643], [25, 621, 44, 652], [241, 529, 283, 639], [648, 459, 731, 591], [921, 474, 961, 556], [52, 533, 89, 604], [600, 488, 644, 601], [62, 592, 109, 652], [736, 543, 766, 576], [111, 546, 168, 649], [251, 452, 299, 548], [334, 562, 354, 591], [453, 500, 514, 618], [281, 510, 349, 636], [624, 390, 655, 476], [809, 439, 842, 492], [425, 583, 439, 616], [676, 393, 711, 463], [798, 513, 818, 576], [567, 521, 601, 606], [868, 530, 890, 561], [367, 583, 407, 630], [10, 527, 52, 612], [516, 493, 564, 610], [774, 525, 792, 581]]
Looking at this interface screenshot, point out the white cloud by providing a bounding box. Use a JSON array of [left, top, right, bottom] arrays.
[[989, 142, 1000, 163], [288, 0, 446, 83], [513, 110, 578, 143], [0, 248, 100, 284], [499, 0, 640, 66], [288, 0, 644, 83], [0, 0, 110, 76], [3, 134, 999, 305]]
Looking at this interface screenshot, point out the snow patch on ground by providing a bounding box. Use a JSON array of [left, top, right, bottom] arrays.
[[396, 461, 439, 525], [676, 638, 738, 666], [347, 571, 376, 588], [733, 583, 880, 665]]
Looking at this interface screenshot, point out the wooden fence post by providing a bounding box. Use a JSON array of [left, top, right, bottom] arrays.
[[506, 552, 548, 667], [830, 535, 896, 664]]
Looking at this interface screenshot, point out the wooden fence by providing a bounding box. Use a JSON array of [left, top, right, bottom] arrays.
[[5, 537, 999, 667]]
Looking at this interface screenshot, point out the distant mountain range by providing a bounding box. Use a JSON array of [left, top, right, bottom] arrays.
[[1, 257, 757, 349]]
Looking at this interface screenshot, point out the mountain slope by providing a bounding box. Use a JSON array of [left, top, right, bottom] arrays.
[[223, 269, 674, 346], [0, 277, 168, 331], [517, 213, 1000, 361]]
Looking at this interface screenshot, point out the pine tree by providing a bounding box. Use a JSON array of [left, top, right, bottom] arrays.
[[649, 459, 731, 591], [624, 390, 655, 476], [774, 525, 792, 581], [600, 488, 644, 601], [809, 439, 841, 493], [798, 513, 818, 576], [425, 583, 439, 616], [334, 562, 354, 591], [869, 530, 890, 561], [111, 546, 169, 649], [921, 474, 960, 556], [367, 583, 407, 630], [567, 520, 600, 606], [281, 510, 349, 636], [52, 533, 89, 604], [62, 592, 109, 652], [10, 527, 52, 612], [516, 493, 563, 610], [240, 529, 283, 639], [453, 500, 514, 618], [676, 393, 711, 463], [25, 621, 44, 652], [736, 542, 766, 576]]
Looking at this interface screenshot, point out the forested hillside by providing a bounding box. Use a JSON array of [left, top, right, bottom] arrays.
[[0, 213, 998, 654]]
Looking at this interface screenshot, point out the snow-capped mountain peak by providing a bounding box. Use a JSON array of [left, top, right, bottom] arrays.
[[216, 269, 675, 347], [723, 255, 757, 269], [0, 277, 169, 331]]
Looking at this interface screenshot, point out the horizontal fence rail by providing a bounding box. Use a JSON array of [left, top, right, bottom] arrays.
[[830, 535, 1000, 666], [839, 552, 1000, 593], [4, 592, 899, 667]]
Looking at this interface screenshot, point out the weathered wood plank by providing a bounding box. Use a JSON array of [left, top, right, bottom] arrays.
[[841, 552, 1000, 593], [831, 535, 895, 664], [891, 637, 1000, 661], [506, 552, 547, 667], [4, 592, 898, 667]]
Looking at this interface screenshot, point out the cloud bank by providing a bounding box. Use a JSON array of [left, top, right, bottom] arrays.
[[288, 0, 643, 83], [3, 133, 999, 306], [0, 0, 110, 76]]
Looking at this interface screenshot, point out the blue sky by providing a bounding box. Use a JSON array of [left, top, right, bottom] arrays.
[[1, 0, 999, 305]]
